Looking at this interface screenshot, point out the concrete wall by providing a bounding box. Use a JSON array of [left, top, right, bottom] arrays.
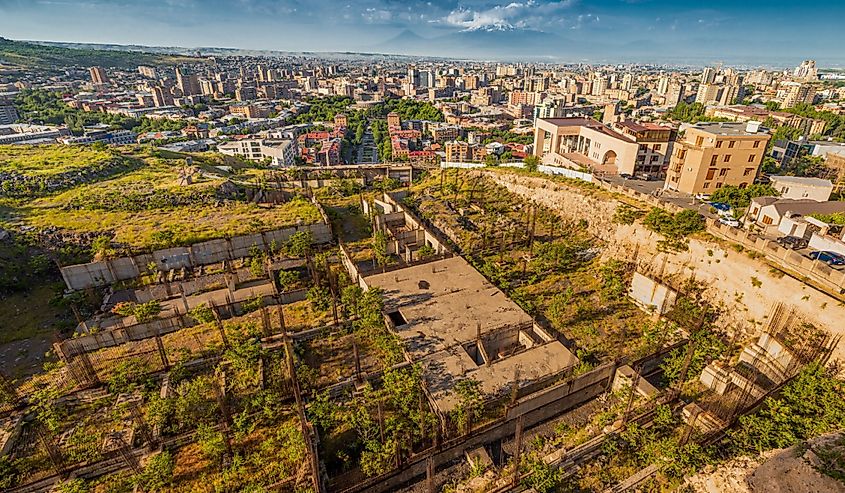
[[60, 222, 331, 291], [629, 271, 678, 315]]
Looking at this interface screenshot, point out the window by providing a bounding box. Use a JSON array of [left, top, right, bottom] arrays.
[[743, 168, 753, 176], [678, 149, 687, 159], [748, 154, 755, 163], [753, 140, 761, 148], [740, 183, 749, 189], [728, 140, 736, 148], [696, 136, 704, 146], [710, 155, 718, 166], [724, 154, 732, 163], [716, 141, 723, 148], [715, 182, 723, 188], [654, 144, 662, 151], [703, 182, 711, 189], [763, 216, 773, 225], [706, 168, 716, 180]]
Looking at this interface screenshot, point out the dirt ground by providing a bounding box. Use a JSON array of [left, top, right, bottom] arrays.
[[686, 432, 845, 493]]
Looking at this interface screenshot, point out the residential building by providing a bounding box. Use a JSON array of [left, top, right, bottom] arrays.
[[138, 66, 157, 78], [612, 120, 676, 177], [334, 113, 348, 128], [533, 117, 639, 175], [664, 121, 771, 195], [769, 176, 833, 202], [387, 112, 401, 129], [60, 128, 136, 145], [793, 60, 818, 81], [317, 139, 342, 166], [0, 124, 69, 145], [430, 124, 461, 143], [229, 104, 271, 119], [445, 141, 488, 162], [780, 82, 816, 108], [706, 106, 825, 136], [217, 138, 298, 166], [176, 68, 200, 96], [695, 84, 721, 105], [89, 66, 109, 85], [748, 197, 845, 230]]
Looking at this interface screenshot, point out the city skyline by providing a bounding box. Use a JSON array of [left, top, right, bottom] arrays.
[[1, 0, 844, 64]]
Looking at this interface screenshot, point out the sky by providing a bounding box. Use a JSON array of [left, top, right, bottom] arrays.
[[1, 0, 844, 64]]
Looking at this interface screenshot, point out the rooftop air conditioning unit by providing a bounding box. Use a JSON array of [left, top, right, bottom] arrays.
[[746, 121, 762, 133]]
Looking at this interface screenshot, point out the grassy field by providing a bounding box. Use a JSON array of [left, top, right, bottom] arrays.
[[0, 146, 321, 252]]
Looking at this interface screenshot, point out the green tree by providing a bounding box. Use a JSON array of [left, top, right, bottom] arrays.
[[450, 378, 483, 435], [523, 155, 540, 172]]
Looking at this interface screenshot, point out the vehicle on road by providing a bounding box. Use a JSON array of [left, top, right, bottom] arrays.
[[695, 193, 711, 201], [718, 216, 741, 228], [709, 202, 734, 217], [776, 235, 809, 250], [619, 173, 633, 180], [809, 250, 845, 266]]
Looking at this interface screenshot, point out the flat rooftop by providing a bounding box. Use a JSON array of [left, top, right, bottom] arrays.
[[365, 256, 578, 413], [689, 122, 768, 137]]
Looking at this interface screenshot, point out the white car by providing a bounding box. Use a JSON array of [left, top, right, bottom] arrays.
[[695, 193, 711, 201], [718, 217, 741, 228]]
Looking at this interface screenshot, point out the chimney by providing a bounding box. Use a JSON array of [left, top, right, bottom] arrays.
[[746, 120, 761, 133]]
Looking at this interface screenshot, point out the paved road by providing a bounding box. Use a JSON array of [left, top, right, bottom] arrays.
[[601, 175, 845, 272]]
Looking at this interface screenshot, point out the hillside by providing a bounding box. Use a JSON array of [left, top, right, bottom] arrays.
[[0, 37, 198, 69]]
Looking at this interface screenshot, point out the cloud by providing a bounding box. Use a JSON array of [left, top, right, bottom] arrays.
[[442, 0, 576, 31]]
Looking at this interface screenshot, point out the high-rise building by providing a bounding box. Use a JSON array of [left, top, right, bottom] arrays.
[[701, 67, 716, 85], [781, 83, 816, 108], [657, 76, 670, 96], [138, 66, 157, 79], [695, 84, 721, 105], [152, 86, 174, 107], [621, 73, 634, 91], [793, 60, 818, 80], [89, 66, 109, 85], [591, 76, 608, 97], [407, 65, 419, 89], [664, 122, 771, 195], [176, 68, 200, 96]]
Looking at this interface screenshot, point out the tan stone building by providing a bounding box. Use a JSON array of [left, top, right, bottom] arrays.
[[664, 122, 771, 196], [387, 111, 401, 129], [445, 141, 488, 163], [534, 117, 674, 176]]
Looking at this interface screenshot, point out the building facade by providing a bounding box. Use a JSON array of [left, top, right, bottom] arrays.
[[664, 122, 771, 195]]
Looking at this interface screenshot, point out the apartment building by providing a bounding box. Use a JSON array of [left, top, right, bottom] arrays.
[[217, 138, 298, 166], [612, 120, 676, 177], [534, 117, 673, 176], [89, 66, 109, 85], [445, 141, 488, 163], [664, 122, 771, 196]]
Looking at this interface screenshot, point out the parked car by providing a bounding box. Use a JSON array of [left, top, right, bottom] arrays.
[[718, 216, 740, 228], [776, 235, 809, 250], [709, 202, 733, 216], [619, 173, 633, 180], [809, 250, 845, 266], [695, 193, 711, 201]]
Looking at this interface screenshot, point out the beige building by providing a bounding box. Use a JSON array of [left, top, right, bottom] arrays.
[[664, 122, 771, 196], [445, 141, 488, 163], [218, 139, 298, 167], [89, 66, 109, 85], [534, 117, 674, 176]]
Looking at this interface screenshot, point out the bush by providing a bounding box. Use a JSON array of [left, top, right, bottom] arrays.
[[135, 451, 174, 491]]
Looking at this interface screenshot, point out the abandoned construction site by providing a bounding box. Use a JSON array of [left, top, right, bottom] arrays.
[[1, 163, 845, 493]]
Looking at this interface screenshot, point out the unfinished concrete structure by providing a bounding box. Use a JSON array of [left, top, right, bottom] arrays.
[[351, 193, 579, 419]]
